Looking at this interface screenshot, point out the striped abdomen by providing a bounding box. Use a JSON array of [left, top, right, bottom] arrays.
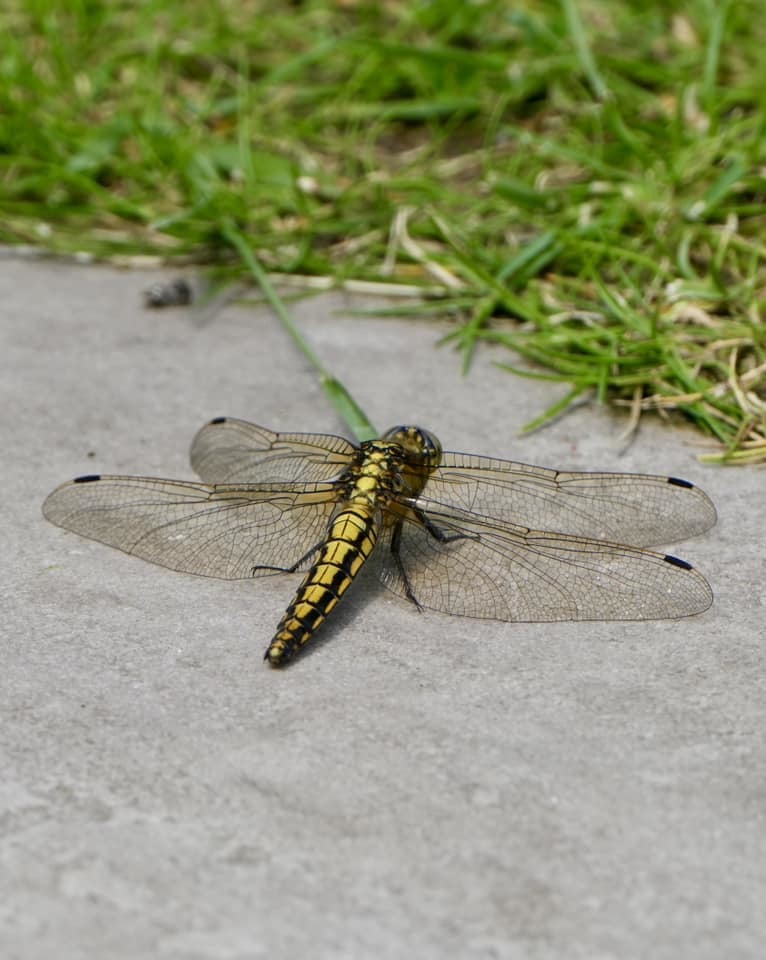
[[265, 504, 378, 667]]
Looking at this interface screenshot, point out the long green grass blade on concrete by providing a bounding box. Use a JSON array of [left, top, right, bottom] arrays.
[[222, 221, 377, 442]]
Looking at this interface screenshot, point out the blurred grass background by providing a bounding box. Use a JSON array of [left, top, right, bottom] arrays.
[[1, 0, 764, 459]]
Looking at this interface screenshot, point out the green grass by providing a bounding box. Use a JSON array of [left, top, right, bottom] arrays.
[[2, 0, 765, 459]]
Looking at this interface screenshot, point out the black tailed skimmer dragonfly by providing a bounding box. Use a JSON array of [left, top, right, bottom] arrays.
[[43, 418, 716, 666]]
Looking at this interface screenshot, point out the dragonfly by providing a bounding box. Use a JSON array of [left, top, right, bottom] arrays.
[[43, 417, 717, 667]]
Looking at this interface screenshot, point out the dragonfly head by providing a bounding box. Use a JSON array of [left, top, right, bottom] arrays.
[[380, 425, 442, 467]]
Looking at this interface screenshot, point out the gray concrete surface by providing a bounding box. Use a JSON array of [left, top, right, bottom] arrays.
[[1, 256, 764, 960]]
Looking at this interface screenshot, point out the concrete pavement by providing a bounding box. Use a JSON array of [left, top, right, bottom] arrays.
[[1, 256, 764, 959]]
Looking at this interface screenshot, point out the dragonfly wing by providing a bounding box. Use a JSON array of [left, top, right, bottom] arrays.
[[43, 475, 338, 580], [423, 453, 717, 547], [374, 501, 713, 621], [190, 418, 357, 484]]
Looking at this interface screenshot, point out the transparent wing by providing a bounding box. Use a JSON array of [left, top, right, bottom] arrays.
[[422, 452, 717, 547], [190, 418, 356, 484], [373, 502, 713, 622], [43, 475, 339, 580]]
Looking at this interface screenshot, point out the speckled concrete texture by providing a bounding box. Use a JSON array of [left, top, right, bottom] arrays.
[[2, 257, 764, 960]]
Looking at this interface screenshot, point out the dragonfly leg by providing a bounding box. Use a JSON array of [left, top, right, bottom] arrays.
[[418, 509, 469, 545], [251, 538, 325, 577], [389, 520, 423, 611]]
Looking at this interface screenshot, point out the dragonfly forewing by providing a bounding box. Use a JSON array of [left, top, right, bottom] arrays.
[[43, 475, 339, 579], [423, 454, 717, 547]]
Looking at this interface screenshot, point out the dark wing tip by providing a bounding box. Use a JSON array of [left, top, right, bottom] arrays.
[[73, 474, 102, 484], [667, 476, 694, 489], [209, 416, 228, 425], [663, 553, 693, 571]]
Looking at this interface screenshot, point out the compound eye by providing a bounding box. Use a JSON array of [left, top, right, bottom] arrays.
[[380, 425, 442, 464], [419, 429, 442, 461], [381, 425, 407, 443]]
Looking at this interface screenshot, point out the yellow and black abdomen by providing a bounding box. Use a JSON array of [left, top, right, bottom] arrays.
[[265, 503, 379, 666]]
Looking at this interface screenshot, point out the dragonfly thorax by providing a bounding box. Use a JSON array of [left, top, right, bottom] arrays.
[[343, 441, 409, 507], [374, 425, 443, 500]]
